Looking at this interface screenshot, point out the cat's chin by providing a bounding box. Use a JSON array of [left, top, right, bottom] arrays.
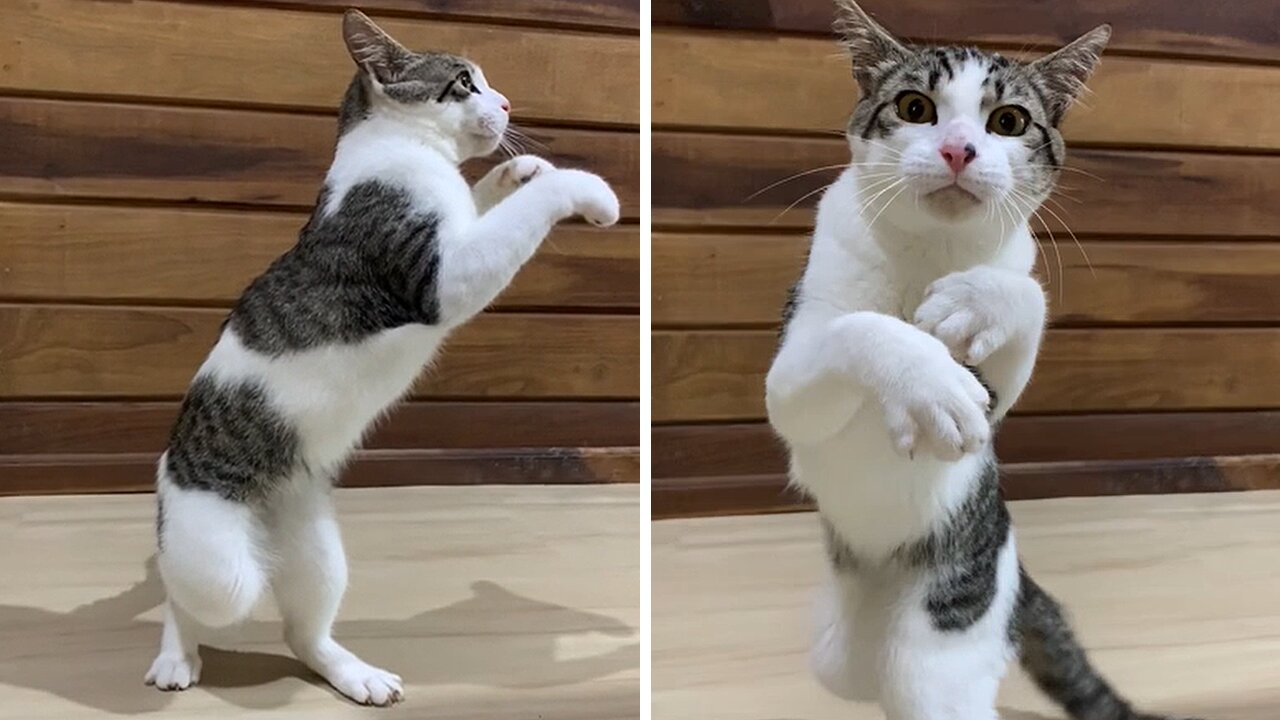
[[921, 185, 983, 221]]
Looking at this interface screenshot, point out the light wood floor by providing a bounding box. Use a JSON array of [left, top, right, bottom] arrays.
[[655, 491, 1280, 720], [0, 485, 639, 719]]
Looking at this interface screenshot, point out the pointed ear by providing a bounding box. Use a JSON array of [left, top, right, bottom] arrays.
[[833, 0, 909, 91], [343, 9, 414, 85], [1030, 24, 1111, 124]]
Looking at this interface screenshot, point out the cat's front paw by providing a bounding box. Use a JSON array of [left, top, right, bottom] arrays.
[[552, 169, 620, 227], [914, 267, 1045, 365], [145, 651, 202, 691], [877, 345, 991, 460], [497, 155, 556, 190]]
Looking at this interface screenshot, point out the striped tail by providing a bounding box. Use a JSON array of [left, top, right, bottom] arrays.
[[1015, 568, 1197, 720]]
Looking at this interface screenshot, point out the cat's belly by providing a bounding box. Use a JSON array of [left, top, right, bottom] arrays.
[[199, 324, 446, 473], [790, 411, 983, 559]]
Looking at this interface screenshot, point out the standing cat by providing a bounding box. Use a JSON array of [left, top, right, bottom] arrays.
[[144, 9, 619, 705], [766, 3, 1191, 720]]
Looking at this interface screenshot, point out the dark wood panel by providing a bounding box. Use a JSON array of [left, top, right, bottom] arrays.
[[652, 31, 1280, 149], [175, 0, 639, 31], [0, 202, 638, 310], [652, 132, 1280, 237], [0, 98, 640, 216], [653, 329, 1280, 422], [653, 413, 1280, 479], [654, 233, 1280, 327], [0, 305, 639, 399], [652, 0, 1280, 63], [0, 0, 639, 125], [0, 447, 640, 495], [653, 455, 1280, 519], [0, 401, 639, 455]]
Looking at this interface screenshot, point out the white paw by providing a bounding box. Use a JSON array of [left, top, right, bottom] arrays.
[[145, 652, 201, 691], [497, 155, 555, 189], [914, 267, 1045, 365], [878, 345, 991, 461], [554, 169, 621, 227], [326, 660, 404, 707]]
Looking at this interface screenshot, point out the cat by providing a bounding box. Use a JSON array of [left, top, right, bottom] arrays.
[[144, 9, 619, 706], [765, 3, 1192, 720]]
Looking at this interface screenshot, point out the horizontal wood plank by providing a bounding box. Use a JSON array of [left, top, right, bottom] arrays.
[[0, 401, 639, 455], [654, 233, 1280, 327], [175, 0, 640, 31], [653, 455, 1280, 518], [653, 328, 1280, 422], [0, 97, 639, 216], [0, 0, 639, 125], [0, 447, 640, 495], [0, 305, 639, 399], [653, 31, 1280, 150], [652, 132, 1280, 236], [653, 413, 1280, 479], [0, 202, 638, 310], [652, 0, 1280, 64]]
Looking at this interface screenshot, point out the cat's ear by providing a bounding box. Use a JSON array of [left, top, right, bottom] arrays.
[[1030, 24, 1111, 124], [833, 0, 909, 90], [343, 9, 415, 86]]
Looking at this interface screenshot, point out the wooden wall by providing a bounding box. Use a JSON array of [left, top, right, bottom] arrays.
[[0, 0, 640, 493], [651, 0, 1280, 518]]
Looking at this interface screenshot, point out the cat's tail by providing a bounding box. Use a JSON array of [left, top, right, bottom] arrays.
[[1015, 568, 1198, 720]]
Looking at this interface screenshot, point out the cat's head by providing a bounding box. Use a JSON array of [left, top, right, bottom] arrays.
[[338, 10, 510, 160], [834, 0, 1109, 229]]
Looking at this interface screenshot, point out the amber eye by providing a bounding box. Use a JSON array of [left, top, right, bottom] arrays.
[[894, 91, 937, 124], [987, 105, 1030, 137]]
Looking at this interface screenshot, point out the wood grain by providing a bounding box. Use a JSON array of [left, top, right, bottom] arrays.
[[652, 30, 1280, 150], [0, 0, 639, 126], [653, 328, 1280, 422], [0, 401, 639, 455], [0, 448, 640, 494], [0, 202, 638, 310], [653, 413, 1280, 480], [0, 486, 639, 718], [653, 456, 1280, 519], [652, 0, 1280, 63], [0, 305, 639, 400], [0, 97, 640, 215], [654, 233, 1280, 327], [652, 132, 1280, 236], [175, 0, 640, 31]]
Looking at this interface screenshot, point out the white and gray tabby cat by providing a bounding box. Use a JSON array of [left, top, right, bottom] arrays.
[[144, 10, 619, 705], [767, 3, 1193, 720]]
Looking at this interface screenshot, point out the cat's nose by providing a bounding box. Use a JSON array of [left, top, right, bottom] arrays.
[[500, 100, 511, 113], [939, 142, 977, 175]]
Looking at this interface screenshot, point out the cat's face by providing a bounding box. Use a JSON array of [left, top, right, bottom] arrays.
[[341, 10, 510, 159], [835, 0, 1109, 229]]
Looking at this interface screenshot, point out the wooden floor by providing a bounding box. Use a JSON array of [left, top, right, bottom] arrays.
[[0, 485, 639, 719], [654, 491, 1280, 720]]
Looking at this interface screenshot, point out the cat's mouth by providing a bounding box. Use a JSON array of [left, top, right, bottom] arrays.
[[922, 184, 983, 218]]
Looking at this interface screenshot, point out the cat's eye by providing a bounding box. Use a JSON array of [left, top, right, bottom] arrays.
[[987, 105, 1031, 137], [894, 91, 936, 124], [456, 70, 476, 93]]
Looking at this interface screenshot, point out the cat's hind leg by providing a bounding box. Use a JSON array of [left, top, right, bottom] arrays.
[[877, 539, 1020, 720], [270, 486, 403, 706], [149, 470, 270, 689], [811, 570, 881, 702]]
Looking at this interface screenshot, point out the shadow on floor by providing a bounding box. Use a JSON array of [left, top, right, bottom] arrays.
[[0, 557, 638, 714]]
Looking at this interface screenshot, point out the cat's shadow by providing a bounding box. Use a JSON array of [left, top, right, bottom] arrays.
[[0, 556, 638, 714]]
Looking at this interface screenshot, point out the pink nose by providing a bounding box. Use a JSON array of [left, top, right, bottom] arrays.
[[940, 142, 977, 175], [500, 100, 511, 113]]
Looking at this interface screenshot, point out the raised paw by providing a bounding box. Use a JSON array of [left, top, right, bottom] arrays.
[[326, 660, 404, 707], [497, 155, 556, 190], [553, 169, 621, 227], [914, 267, 1045, 365], [145, 652, 202, 691], [880, 355, 991, 461]]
